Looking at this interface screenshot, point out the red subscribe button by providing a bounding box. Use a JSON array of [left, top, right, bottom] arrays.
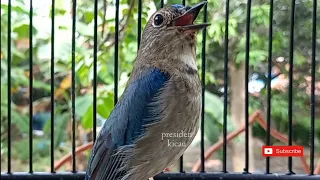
[[262, 146, 304, 157]]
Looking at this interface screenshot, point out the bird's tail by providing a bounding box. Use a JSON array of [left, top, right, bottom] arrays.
[[84, 172, 91, 180]]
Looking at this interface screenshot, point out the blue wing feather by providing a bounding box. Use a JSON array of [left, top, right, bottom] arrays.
[[86, 68, 169, 180], [171, 4, 185, 9]]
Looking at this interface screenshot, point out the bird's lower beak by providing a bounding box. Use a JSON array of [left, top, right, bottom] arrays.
[[172, 1, 210, 31]]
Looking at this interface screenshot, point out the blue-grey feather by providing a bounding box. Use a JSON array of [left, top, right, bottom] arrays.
[[171, 4, 185, 9], [123, 68, 169, 144]]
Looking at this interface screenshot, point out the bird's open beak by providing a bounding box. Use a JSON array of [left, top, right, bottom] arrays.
[[172, 1, 210, 31]]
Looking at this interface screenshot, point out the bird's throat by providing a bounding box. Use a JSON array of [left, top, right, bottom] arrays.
[[179, 53, 197, 71]]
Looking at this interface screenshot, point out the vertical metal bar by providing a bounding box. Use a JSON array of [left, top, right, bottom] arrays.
[[137, 0, 142, 49], [288, 0, 295, 174], [244, 0, 252, 173], [266, 0, 273, 174], [114, 0, 119, 105], [160, 0, 164, 8], [50, 0, 55, 173], [310, 0, 317, 175], [179, 0, 186, 173], [0, 1, 2, 172], [7, 0, 12, 174], [71, 0, 77, 173], [93, 0, 98, 142], [223, 0, 230, 173], [200, 0, 208, 173], [29, 0, 34, 173]]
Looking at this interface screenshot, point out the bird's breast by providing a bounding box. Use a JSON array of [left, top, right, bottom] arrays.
[[127, 73, 202, 179]]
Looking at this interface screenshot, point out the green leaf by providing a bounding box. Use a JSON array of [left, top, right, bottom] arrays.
[[11, 110, 29, 134], [203, 91, 235, 143], [77, 22, 93, 37], [54, 112, 70, 148], [82, 105, 94, 129], [204, 91, 224, 121], [98, 96, 114, 118], [235, 50, 268, 65], [1, 85, 8, 104], [83, 11, 94, 23], [1, 4, 29, 15], [75, 95, 93, 117], [33, 80, 51, 91], [13, 24, 38, 38], [294, 52, 306, 66], [51, 9, 67, 17], [204, 113, 221, 144], [81, 95, 114, 129], [12, 139, 30, 161]]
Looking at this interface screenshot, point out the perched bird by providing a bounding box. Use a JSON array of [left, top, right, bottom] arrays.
[[86, 2, 210, 180]]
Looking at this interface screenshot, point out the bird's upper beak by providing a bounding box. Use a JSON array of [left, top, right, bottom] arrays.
[[172, 1, 210, 31]]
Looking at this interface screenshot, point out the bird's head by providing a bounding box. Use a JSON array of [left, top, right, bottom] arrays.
[[137, 1, 210, 65]]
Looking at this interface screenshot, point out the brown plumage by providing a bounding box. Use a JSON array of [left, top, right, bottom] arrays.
[[85, 2, 210, 180]]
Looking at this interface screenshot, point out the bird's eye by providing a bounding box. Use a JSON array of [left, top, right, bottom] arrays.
[[154, 14, 164, 26]]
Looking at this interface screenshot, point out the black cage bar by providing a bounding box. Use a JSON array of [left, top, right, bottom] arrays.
[[0, 0, 319, 179]]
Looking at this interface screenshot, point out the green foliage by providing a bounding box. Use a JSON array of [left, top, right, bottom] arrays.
[[1, 0, 319, 171], [204, 91, 234, 144], [78, 94, 114, 129]]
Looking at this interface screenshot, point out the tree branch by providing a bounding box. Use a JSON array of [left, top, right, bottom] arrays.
[[54, 141, 94, 171], [98, 0, 136, 50], [191, 110, 310, 174], [101, 0, 108, 38], [315, 160, 320, 174], [54, 110, 315, 174], [191, 111, 260, 172]]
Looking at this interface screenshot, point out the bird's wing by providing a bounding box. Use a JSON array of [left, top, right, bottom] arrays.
[[86, 68, 170, 180]]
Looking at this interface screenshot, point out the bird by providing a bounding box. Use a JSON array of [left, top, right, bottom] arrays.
[[85, 2, 210, 180]]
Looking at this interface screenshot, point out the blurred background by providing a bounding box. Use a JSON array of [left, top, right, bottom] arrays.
[[1, 0, 319, 174]]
